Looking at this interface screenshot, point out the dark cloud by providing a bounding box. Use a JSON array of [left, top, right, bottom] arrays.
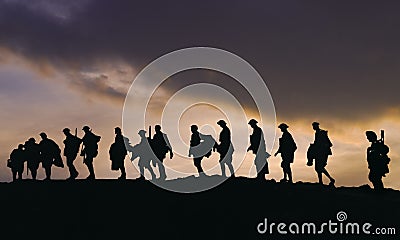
[[1, 0, 400, 120]]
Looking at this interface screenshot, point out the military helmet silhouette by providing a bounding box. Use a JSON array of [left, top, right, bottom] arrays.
[[63, 128, 70, 133], [248, 119, 258, 125], [82, 126, 91, 131], [312, 122, 320, 126], [115, 127, 122, 133], [138, 130, 147, 136], [366, 131, 377, 141], [217, 120, 227, 126], [39, 132, 47, 138], [278, 123, 289, 129]]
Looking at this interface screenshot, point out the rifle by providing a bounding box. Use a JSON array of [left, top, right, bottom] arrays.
[[75, 128, 78, 137], [380, 130, 385, 144]]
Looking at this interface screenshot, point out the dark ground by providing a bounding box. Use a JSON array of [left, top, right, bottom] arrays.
[[0, 177, 399, 240]]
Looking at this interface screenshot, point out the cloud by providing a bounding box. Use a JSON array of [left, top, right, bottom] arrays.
[[1, 1, 400, 120]]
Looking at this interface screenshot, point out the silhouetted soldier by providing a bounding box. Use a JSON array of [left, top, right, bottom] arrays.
[[308, 122, 335, 186], [152, 125, 173, 180], [366, 131, 390, 191], [39, 132, 62, 180], [128, 130, 156, 180], [63, 128, 82, 180], [109, 127, 128, 180], [24, 138, 41, 180], [81, 126, 101, 180], [214, 120, 235, 178], [9, 144, 25, 181], [189, 125, 206, 177], [274, 123, 297, 183], [247, 119, 270, 181]]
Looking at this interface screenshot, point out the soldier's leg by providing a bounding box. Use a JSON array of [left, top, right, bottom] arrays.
[[219, 154, 226, 177], [321, 168, 334, 183], [45, 166, 51, 180], [287, 164, 293, 183], [12, 170, 17, 182], [139, 166, 145, 179], [85, 156, 95, 179], [227, 162, 235, 177], [255, 154, 267, 180], [220, 162, 226, 177], [67, 156, 78, 178], [17, 169, 23, 180], [146, 166, 156, 180], [120, 165, 126, 179], [194, 158, 204, 174], [280, 161, 287, 181], [158, 161, 166, 180]]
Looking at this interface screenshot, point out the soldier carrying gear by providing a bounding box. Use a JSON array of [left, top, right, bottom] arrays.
[[39, 132, 63, 180], [214, 120, 235, 178], [81, 126, 101, 180], [127, 129, 156, 180], [151, 125, 173, 180], [63, 128, 82, 180], [247, 119, 270, 181], [109, 127, 128, 180], [24, 138, 41, 180], [366, 130, 390, 191], [9, 144, 26, 182], [274, 123, 297, 183], [307, 122, 335, 186]]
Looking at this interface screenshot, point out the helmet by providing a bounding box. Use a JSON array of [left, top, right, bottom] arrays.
[[248, 119, 258, 125], [217, 120, 227, 126], [278, 123, 289, 129]]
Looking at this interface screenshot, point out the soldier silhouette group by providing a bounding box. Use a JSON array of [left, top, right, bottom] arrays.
[[7, 120, 392, 191]]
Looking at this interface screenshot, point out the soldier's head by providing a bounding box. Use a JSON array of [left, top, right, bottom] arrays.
[[248, 119, 258, 128], [155, 125, 161, 133], [278, 123, 289, 132], [115, 127, 122, 135], [217, 120, 227, 128], [312, 122, 320, 131], [191, 125, 198, 133], [28, 138, 36, 143], [63, 128, 71, 135], [18, 144, 24, 150], [138, 130, 147, 137], [82, 126, 91, 133], [366, 131, 377, 142], [39, 132, 47, 140]]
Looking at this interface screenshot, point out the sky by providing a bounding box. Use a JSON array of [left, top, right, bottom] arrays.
[[0, 0, 400, 189]]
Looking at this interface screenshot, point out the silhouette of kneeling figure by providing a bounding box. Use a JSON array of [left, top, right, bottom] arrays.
[[366, 131, 390, 191]]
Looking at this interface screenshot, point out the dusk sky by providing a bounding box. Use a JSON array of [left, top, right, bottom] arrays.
[[1, 0, 400, 189]]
